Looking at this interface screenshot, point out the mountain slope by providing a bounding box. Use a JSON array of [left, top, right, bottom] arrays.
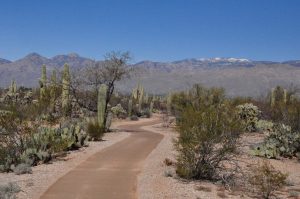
[[0, 58, 12, 65], [1, 54, 300, 97]]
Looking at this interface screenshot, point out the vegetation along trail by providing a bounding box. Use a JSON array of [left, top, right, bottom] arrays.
[[40, 116, 163, 199]]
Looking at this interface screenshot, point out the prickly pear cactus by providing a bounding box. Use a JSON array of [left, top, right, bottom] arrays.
[[251, 124, 300, 159]]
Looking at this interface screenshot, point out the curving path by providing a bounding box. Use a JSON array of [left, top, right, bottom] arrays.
[[40, 117, 163, 199]]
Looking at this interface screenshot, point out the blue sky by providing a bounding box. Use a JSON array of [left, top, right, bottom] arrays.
[[0, 0, 299, 62]]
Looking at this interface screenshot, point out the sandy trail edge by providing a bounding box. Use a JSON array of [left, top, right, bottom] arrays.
[[39, 116, 163, 199], [0, 118, 156, 199]]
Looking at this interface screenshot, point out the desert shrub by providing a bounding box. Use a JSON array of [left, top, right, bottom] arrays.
[[12, 163, 32, 175], [248, 161, 287, 199], [86, 118, 105, 141], [130, 115, 139, 121], [111, 104, 127, 119], [236, 103, 261, 132], [175, 85, 242, 180], [0, 112, 33, 171], [252, 124, 300, 159], [0, 182, 21, 199]]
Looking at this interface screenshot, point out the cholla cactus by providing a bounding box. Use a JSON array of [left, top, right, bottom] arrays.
[[128, 99, 133, 117], [62, 64, 70, 116], [98, 84, 107, 128], [236, 103, 261, 132], [40, 65, 47, 100], [111, 104, 127, 118]]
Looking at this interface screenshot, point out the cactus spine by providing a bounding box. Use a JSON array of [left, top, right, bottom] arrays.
[[98, 84, 108, 129], [40, 65, 47, 101], [128, 99, 132, 117], [62, 64, 70, 116]]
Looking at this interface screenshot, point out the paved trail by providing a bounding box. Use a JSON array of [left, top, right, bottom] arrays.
[[40, 118, 163, 199]]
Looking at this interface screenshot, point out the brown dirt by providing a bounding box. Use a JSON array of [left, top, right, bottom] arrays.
[[40, 117, 163, 199]]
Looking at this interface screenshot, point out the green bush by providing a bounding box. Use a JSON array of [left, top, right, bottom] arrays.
[[174, 85, 242, 180]]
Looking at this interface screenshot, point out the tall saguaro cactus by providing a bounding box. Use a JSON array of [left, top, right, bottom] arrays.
[[167, 92, 172, 115], [283, 89, 287, 104], [128, 99, 133, 117], [40, 64, 47, 101], [270, 88, 275, 107], [9, 80, 17, 95], [62, 64, 70, 116], [150, 100, 154, 117], [50, 70, 57, 111], [98, 84, 108, 128]]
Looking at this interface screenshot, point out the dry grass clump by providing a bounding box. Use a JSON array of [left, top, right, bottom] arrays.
[[248, 160, 288, 199]]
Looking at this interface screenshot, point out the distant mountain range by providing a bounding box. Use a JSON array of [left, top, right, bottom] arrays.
[[1, 53, 300, 97]]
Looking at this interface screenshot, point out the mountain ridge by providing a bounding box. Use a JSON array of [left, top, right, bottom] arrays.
[[1, 53, 300, 97]]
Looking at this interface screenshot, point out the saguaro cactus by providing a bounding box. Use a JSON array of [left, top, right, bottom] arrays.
[[283, 89, 287, 104], [128, 99, 133, 117], [40, 65, 47, 100], [167, 93, 172, 115], [50, 70, 57, 111], [150, 100, 154, 117], [8, 80, 17, 95], [12, 80, 17, 94], [62, 64, 70, 115], [270, 88, 275, 107], [98, 84, 108, 129]]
